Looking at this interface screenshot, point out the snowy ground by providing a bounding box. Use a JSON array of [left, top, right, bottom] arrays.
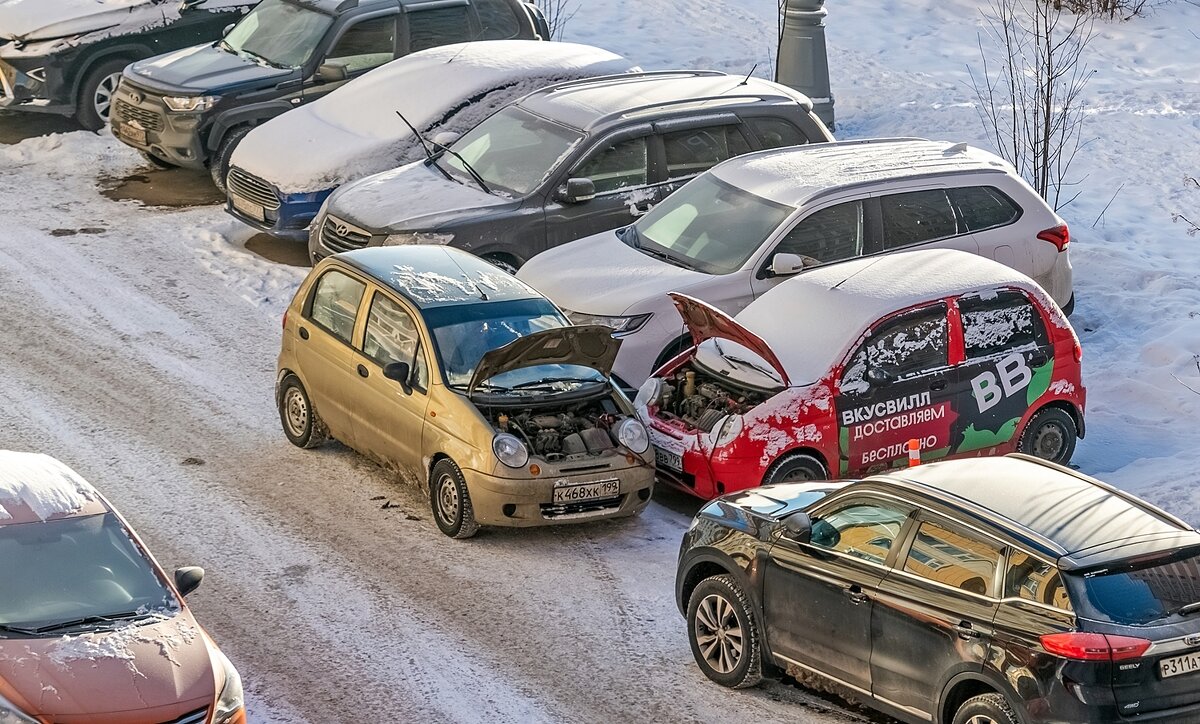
[[1, 0, 1199, 721]]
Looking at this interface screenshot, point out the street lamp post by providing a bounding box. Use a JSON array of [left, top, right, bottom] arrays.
[[775, 0, 835, 131]]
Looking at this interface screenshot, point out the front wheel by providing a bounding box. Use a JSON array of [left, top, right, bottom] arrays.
[[77, 59, 128, 131], [951, 692, 1019, 724], [1019, 407, 1077, 465], [209, 125, 251, 193], [686, 574, 763, 688], [430, 459, 478, 539], [763, 453, 826, 485]]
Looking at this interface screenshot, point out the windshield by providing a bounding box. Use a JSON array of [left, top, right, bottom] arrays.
[[0, 513, 176, 633], [629, 174, 795, 275], [1070, 547, 1200, 626], [222, 0, 333, 69], [438, 106, 583, 196]]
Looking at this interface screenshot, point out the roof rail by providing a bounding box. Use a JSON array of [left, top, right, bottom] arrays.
[[532, 69, 730, 96]]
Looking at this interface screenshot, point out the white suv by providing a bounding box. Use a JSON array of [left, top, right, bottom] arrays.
[[517, 138, 1073, 388]]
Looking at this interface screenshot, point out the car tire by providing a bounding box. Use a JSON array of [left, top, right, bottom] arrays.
[[140, 150, 176, 169], [1019, 407, 1077, 465], [686, 574, 763, 688], [430, 459, 479, 539], [763, 453, 827, 485], [951, 692, 1020, 724], [209, 125, 251, 193], [278, 375, 329, 449], [482, 253, 520, 275], [76, 58, 129, 131]]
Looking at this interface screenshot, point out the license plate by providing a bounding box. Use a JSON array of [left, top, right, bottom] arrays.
[[553, 479, 619, 504], [1160, 651, 1200, 679], [231, 193, 265, 221], [654, 446, 682, 471], [117, 122, 146, 145]]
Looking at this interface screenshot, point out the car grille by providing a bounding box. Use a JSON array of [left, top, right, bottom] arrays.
[[114, 99, 163, 132], [163, 707, 209, 724], [540, 494, 623, 520], [320, 215, 374, 253], [227, 166, 280, 210]]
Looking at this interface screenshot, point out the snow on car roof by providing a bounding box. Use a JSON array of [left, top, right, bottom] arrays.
[[338, 246, 544, 308], [705, 249, 1046, 387], [518, 71, 811, 132], [709, 139, 1012, 208], [231, 41, 633, 193], [0, 451, 104, 523]]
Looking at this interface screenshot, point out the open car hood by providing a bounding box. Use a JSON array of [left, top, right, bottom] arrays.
[[669, 293, 790, 386], [468, 325, 620, 396]]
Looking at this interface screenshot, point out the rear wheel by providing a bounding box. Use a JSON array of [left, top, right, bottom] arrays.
[[76, 59, 128, 131], [278, 375, 328, 449], [763, 453, 826, 485], [430, 459, 478, 539], [951, 692, 1019, 724], [1019, 407, 1077, 465], [686, 574, 762, 688], [209, 125, 251, 193]]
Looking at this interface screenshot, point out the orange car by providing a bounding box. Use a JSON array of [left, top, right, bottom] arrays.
[[0, 451, 244, 724]]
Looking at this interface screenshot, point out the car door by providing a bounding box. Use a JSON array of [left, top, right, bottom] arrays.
[[947, 185, 1026, 272], [835, 303, 957, 474], [348, 290, 432, 474], [305, 12, 399, 101], [871, 514, 1004, 718], [295, 267, 371, 447], [950, 289, 1054, 456], [763, 495, 915, 694], [873, 186, 981, 257], [747, 197, 871, 299]]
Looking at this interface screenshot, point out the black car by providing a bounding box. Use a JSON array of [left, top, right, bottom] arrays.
[[676, 454, 1200, 723], [110, 0, 547, 190], [0, 0, 256, 130], [309, 70, 834, 270]]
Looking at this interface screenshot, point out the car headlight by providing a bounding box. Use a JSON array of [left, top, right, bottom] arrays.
[[633, 377, 661, 409], [0, 691, 38, 724], [492, 433, 529, 468], [382, 231, 454, 246], [210, 646, 244, 724], [712, 415, 744, 448], [163, 95, 219, 112], [617, 417, 649, 454], [564, 310, 652, 335]]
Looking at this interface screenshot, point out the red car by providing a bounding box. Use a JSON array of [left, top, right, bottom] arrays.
[[635, 249, 1086, 499]]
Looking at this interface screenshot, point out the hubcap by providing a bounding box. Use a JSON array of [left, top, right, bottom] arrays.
[[436, 474, 460, 525], [781, 466, 816, 482], [283, 387, 308, 438], [1033, 422, 1065, 461], [966, 716, 998, 724], [693, 593, 744, 674], [94, 73, 121, 121]]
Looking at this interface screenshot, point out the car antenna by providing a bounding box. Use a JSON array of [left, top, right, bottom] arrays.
[[831, 256, 887, 290], [445, 28, 485, 64], [739, 63, 758, 86]]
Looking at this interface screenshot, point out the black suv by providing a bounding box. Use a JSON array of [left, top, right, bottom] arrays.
[[309, 70, 833, 269], [676, 454, 1200, 723], [110, 0, 546, 190], [0, 0, 256, 130]]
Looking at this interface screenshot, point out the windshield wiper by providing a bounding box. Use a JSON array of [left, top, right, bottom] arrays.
[[395, 110, 493, 195], [0, 623, 40, 636], [432, 146, 494, 196], [32, 610, 157, 634], [239, 48, 287, 69], [509, 377, 603, 390], [712, 340, 780, 382], [1178, 601, 1200, 616]]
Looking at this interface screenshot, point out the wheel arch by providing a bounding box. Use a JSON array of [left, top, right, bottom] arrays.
[[68, 43, 150, 102], [425, 452, 454, 491], [763, 447, 830, 483], [206, 102, 293, 153], [652, 333, 695, 374], [1019, 398, 1085, 442], [938, 670, 1026, 724]]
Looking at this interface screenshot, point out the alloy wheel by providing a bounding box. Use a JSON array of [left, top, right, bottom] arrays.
[[965, 717, 998, 724], [693, 593, 744, 674], [283, 387, 309, 438], [436, 474, 460, 525], [94, 72, 121, 122]]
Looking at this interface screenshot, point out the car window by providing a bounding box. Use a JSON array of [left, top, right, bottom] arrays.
[[949, 186, 1021, 233], [880, 189, 959, 249], [363, 293, 428, 389], [903, 519, 1003, 597], [774, 201, 864, 265], [747, 117, 809, 149], [959, 291, 1047, 360], [474, 0, 520, 38], [663, 125, 752, 180], [1070, 549, 1200, 626], [575, 137, 648, 194], [309, 269, 367, 344], [407, 7, 472, 52], [1005, 550, 1071, 610], [842, 306, 949, 388], [809, 499, 913, 564], [326, 15, 396, 73]]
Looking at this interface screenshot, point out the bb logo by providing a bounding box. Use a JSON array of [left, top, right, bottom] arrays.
[[971, 352, 1032, 413]]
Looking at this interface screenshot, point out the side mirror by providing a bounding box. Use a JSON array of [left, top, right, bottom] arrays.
[[769, 252, 815, 277], [432, 130, 460, 149], [781, 512, 812, 543], [558, 177, 596, 204], [866, 366, 896, 385], [223, 22, 235, 35], [315, 62, 348, 83], [173, 566, 204, 596], [384, 361, 413, 395]]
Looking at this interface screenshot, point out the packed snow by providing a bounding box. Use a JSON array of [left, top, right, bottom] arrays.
[[0, 450, 96, 521]]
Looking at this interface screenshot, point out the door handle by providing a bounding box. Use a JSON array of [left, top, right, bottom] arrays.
[[357, 364, 369, 378], [954, 621, 980, 640], [299, 327, 309, 340], [929, 379, 947, 391], [843, 584, 868, 605]]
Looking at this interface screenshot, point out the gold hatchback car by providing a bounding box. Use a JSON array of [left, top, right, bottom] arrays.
[[276, 246, 656, 538]]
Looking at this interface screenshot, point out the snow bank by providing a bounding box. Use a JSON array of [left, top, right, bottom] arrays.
[[0, 450, 96, 521]]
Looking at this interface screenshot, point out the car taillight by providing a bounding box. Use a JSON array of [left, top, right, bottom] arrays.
[[1040, 632, 1151, 661], [1073, 338, 1082, 363], [1038, 224, 1070, 252]]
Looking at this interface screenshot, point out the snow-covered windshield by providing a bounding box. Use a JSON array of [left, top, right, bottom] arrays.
[[0, 513, 176, 633], [628, 174, 794, 275], [438, 106, 583, 196], [222, 0, 332, 69], [423, 298, 604, 390]]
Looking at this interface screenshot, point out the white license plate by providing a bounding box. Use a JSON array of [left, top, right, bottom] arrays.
[[655, 446, 682, 471], [117, 122, 146, 145], [1160, 651, 1200, 679], [231, 193, 265, 221], [553, 479, 619, 504]]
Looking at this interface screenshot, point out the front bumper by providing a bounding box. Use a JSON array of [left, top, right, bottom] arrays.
[[110, 78, 210, 169], [226, 166, 330, 242], [0, 57, 71, 115], [462, 457, 655, 527]]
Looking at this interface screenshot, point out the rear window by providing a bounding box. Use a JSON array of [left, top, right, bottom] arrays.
[[407, 7, 472, 52], [959, 290, 1047, 359], [949, 186, 1021, 232], [1070, 549, 1200, 625]]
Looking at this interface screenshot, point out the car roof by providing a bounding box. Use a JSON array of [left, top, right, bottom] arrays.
[[336, 246, 545, 309], [708, 138, 1013, 208], [866, 455, 1199, 570], [0, 450, 109, 525], [299, 0, 438, 14], [515, 70, 812, 132]]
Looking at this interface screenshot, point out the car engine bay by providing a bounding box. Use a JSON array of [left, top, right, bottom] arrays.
[[650, 365, 767, 432], [486, 396, 626, 461]]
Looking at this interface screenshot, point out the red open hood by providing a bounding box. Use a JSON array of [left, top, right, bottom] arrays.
[[668, 293, 790, 386]]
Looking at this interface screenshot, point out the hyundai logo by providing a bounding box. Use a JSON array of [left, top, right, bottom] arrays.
[[130, 91, 143, 104], [334, 223, 350, 237], [1186, 635, 1200, 646]]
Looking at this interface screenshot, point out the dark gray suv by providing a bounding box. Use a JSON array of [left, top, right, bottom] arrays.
[[309, 70, 833, 269]]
